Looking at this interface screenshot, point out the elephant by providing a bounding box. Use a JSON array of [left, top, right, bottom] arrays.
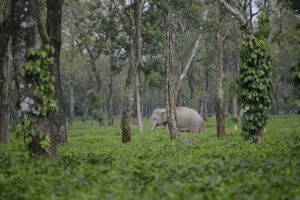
[[149, 107, 205, 133]]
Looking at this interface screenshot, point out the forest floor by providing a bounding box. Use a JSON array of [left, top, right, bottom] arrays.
[[0, 115, 299, 200]]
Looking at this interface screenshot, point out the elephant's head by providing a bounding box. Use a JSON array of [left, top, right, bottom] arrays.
[[149, 108, 167, 132]]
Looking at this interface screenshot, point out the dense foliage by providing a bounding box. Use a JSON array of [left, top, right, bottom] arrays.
[[239, 11, 273, 142], [1, 116, 299, 199]]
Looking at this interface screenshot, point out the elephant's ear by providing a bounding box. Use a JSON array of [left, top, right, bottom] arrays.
[[162, 112, 168, 123]]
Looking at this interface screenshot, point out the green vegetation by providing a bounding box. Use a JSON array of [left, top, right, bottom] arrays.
[[21, 44, 58, 117], [1, 116, 299, 200], [239, 11, 273, 142]]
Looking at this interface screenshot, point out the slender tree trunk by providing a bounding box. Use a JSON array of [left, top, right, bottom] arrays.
[[91, 59, 101, 93], [69, 81, 75, 124], [0, 48, 10, 144], [0, 0, 11, 144], [121, 0, 144, 143], [107, 54, 114, 126], [136, 72, 143, 132], [203, 69, 209, 121], [46, 0, 67, 145], [232, 94, 238, 120], [215, 13, 225, 138], [163, 11, 177, 140], [140, 89, 145, 116]]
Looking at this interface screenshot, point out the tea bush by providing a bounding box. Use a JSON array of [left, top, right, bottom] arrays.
[[0, 116, 299, 200]]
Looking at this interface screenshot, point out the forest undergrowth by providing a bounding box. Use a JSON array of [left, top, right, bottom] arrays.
[[0, 116, 299, 200]]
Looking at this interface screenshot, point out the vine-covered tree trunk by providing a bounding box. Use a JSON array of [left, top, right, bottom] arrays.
[[107, 54, 114, 126], [12, 0, 58, 157], [0, 0, 11, 144], [163, 11, 177, 140], [46, 0, 67, 145], [215, 12, 225, 138], [121, 0, 144, 143]]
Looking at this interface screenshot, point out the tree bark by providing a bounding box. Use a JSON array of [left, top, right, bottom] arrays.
[[203, 69, 209, 121], [0, 0, 11, 144], [136, 72, 143, 132], [121, 0, 144, 143], [163, 11, 177, 140], [215, 12, 226, 138], [68, 81, 75, 124], [0, 48, 10, 144], [12, 0, 58, 157], [232, 94, 238, 119], [46, 0, 67, 145], [107, 54, 114, 126]]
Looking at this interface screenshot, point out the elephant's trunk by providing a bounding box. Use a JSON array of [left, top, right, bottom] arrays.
[[149, 126, 155, 132], [148, 120, 157, 133]]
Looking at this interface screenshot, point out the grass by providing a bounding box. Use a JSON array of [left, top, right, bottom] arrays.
[[0, 115, 299, 200]]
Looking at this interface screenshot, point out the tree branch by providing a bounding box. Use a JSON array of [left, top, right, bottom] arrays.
[[175, 34, 202, 102], [31, 0, 49, 43], [218, 0, 248, 29]]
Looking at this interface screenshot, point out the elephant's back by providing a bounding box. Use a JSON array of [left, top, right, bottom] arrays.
[[176, 107, 201, 118], [176, 107, 203, 132]]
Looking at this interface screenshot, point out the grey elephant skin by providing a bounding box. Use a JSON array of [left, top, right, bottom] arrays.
[[149, 107, 205, 133]]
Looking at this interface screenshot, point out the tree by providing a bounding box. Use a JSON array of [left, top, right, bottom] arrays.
[[0, 0, 11, 144], [218, 0, 277, 142], [163, 8, 177, 139], [120, 0, 144, 143], [215, 4, 226, 138], [46, 0, 67, 145], [12, 0, 58, 157]]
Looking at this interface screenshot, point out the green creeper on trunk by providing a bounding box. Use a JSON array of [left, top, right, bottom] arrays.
[[239, 11, 273, 143]]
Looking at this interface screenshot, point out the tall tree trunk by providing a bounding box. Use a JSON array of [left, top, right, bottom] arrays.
[[215, 13, 225, 138], [121, 0, 144, 143], [136, 72, 143, 132], [69, 81, 75, 124], [163, 11, 177, 140], [91, 59, 101, 93], [203, 69, 209, 121], [46, 0, 67, 145], [0, 0, 11, 144], [107, 54, 114, 126], [232, 94, 238, 120], [12, 0, 58, 157], [0, 48, 10, 144]]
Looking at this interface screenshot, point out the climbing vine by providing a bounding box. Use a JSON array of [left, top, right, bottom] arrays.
[[16, 44, 58, 153], [239, 11, 273, 142], [21, 44, 58, 116]]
